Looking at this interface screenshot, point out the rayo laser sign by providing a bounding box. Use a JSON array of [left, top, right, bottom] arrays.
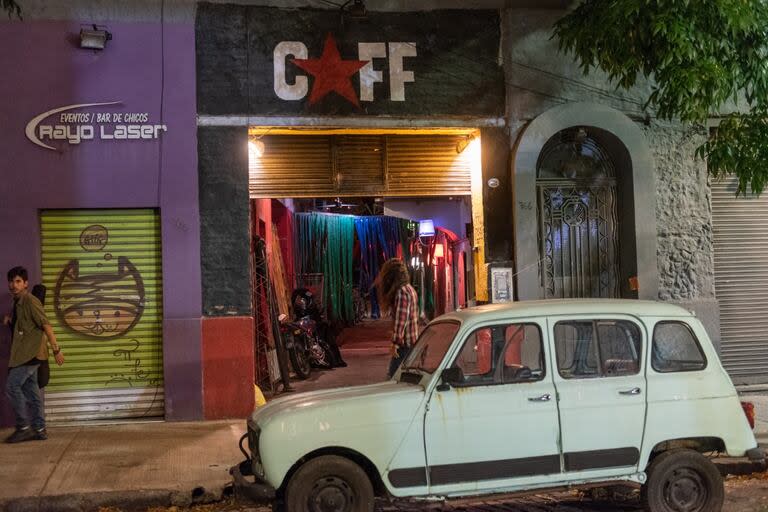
[[25, 102, 167, 151]]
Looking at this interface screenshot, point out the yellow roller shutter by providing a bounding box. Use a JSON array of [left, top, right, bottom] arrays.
[[248, 134, 472, 198], [40, 209, 164, 422]]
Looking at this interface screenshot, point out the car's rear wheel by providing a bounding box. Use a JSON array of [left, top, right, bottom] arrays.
[[284, 455, 374, 512], [641, 449, 723, 512]]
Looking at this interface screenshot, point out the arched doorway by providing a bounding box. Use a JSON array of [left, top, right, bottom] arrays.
[[512, 102, 657, 301], [536, 127, 619, 298]]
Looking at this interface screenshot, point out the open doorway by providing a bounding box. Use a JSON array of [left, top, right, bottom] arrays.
[[248, 129, 481, 393]]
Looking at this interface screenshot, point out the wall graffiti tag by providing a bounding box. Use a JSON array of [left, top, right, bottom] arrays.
[[106, 338, 161, 388], [79, 224, 109, 251], [53, 256, 146, 340]]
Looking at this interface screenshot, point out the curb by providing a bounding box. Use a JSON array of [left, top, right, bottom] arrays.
[[1, 484, 233, 512]]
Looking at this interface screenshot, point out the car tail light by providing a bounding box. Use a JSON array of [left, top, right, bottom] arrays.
[[741, 401, 756, 430]]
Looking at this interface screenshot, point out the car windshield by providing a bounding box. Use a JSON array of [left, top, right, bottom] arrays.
[[401, 321, 461, 375]]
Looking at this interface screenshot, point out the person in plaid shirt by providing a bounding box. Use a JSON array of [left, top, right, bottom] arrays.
[[375, 259, 419, 378]]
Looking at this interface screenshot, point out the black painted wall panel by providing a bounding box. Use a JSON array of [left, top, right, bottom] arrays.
[[197, 4, 504, 116], [482, 127, 513, 262], [198, 127, 252, 316], [196, 4, 249, 115]]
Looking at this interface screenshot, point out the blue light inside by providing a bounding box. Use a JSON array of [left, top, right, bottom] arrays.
[[418, 219, 435, 237]]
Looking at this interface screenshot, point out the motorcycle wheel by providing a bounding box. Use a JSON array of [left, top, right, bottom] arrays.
[[287, 333, 312, 379], [318, 338, 339, 367], [309, 337, 333, 369]]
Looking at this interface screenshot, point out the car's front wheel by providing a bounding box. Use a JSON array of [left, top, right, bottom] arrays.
[[284, 455, 374, 512], [641, 449, 724, 512]]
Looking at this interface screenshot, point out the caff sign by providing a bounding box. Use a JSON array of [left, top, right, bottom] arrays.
[[25, 102, 167, 151]]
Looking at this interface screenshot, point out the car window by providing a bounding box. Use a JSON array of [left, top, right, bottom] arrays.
[[652, 321, 707, 373], [555, 319, 642, 379], [596, 321, 642, 376], [554, 321, 599, 378], [453, 323, 544, 386], [401, 321, 460, 374]]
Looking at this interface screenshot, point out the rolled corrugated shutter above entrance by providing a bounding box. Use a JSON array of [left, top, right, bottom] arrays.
[[712, 177, 768, 384], [249, 134, 474, 198]]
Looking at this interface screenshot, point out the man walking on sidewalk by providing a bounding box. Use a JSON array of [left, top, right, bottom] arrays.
[[2, 266, 64, 443]]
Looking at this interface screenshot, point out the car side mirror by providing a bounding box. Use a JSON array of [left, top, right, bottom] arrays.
[[437, 367, 464, 391]]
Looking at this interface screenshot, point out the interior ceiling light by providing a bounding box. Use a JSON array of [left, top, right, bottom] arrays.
[[249, 138, 265, 159], [80, 25, 112, 50]]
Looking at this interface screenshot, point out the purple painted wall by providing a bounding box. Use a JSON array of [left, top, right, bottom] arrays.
[[0, 19, 202, 424]]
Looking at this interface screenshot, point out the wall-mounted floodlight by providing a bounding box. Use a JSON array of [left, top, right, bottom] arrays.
[[249, 139, 266, 160], [80, 25, 112, 50]]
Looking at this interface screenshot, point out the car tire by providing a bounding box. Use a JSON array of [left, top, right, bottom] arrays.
[[284, 455, 374, 512], [641, 449, 724, 512]]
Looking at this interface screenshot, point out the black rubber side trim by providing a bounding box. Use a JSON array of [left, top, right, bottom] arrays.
[[564, 447, 640, 471]]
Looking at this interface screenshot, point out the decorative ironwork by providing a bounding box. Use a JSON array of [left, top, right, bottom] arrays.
[[537, 127, 620, 299]]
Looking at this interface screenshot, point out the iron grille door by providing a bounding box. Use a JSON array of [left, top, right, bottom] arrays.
[[539, 184, 619, 298], [536, 127, 620, 299]]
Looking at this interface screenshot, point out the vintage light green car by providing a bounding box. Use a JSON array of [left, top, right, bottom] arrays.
[[233, 300, 763, 512]]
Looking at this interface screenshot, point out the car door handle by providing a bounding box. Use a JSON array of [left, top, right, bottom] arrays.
[[619, 387, 642, 396], [528, 394, 551, 402]]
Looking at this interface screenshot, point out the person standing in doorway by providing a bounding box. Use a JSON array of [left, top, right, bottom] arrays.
[[2, 267, 64, 443], [375, 259, 419, 378]]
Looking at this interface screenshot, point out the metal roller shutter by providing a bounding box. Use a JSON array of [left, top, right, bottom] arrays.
[[386, 135, 472, 196], [336, 135, 385, 193], [40, 209, 164, 422], [249, 134, 472, 198], [250, 135, 335, 197], [712, 178, 768, 384]]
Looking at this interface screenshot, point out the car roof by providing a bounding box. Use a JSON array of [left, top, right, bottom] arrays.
[[438, 299, 695, 325]]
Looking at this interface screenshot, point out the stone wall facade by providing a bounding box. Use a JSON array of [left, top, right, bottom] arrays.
[[503, 8, 720, 345]]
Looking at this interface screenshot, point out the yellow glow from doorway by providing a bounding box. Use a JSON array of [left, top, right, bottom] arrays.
[[468, 136, 488, 302], [248, 139, 265, 159], [248, 127, 477, 136]]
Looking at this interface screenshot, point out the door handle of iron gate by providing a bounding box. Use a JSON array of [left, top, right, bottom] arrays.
[[528, 393, 551, 402], [619, 387, 642, 396]]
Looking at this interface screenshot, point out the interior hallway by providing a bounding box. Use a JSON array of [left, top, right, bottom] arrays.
[[288, 318, 393, 394]]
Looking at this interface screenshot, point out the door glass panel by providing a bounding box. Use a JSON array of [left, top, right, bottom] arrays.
[[554, 321, 599, 379], [596, 321, 642, 376], [537, 127, 619, 298], [555, 319, 642, 378], [502, 324, 545, 382], [454, 323, 545, 386]]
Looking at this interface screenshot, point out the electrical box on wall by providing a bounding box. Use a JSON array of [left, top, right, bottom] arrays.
[[489, 264, 514, 303]]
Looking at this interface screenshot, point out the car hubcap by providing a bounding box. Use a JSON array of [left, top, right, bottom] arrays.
[[663, 468, 707, 512], [310, 476, 354, 512]]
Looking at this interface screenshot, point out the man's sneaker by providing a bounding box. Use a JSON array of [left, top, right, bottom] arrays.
[[4, 427, 34, 443], [33, 428, 48, 441]]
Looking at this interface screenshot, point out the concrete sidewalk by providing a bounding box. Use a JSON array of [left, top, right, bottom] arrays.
[[0, 419, 247, 511], [1, 416, 766, 512]]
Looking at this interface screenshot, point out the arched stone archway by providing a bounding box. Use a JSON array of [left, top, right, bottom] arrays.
[[512, 102, 658, 301]]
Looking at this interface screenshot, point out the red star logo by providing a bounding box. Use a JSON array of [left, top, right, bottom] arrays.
[[291, 33, 369, 107]]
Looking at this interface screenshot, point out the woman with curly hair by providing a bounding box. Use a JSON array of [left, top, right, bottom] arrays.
[[375, 258, 419, 378]]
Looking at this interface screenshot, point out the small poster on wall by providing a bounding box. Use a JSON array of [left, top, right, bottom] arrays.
[[490, 267, 514, 303]]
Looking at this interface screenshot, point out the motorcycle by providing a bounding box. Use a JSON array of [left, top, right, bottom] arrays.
[[279, 313, 336, 379]]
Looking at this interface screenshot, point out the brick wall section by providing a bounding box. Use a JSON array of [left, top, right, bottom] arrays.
[[202, 316, 255, 419]]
